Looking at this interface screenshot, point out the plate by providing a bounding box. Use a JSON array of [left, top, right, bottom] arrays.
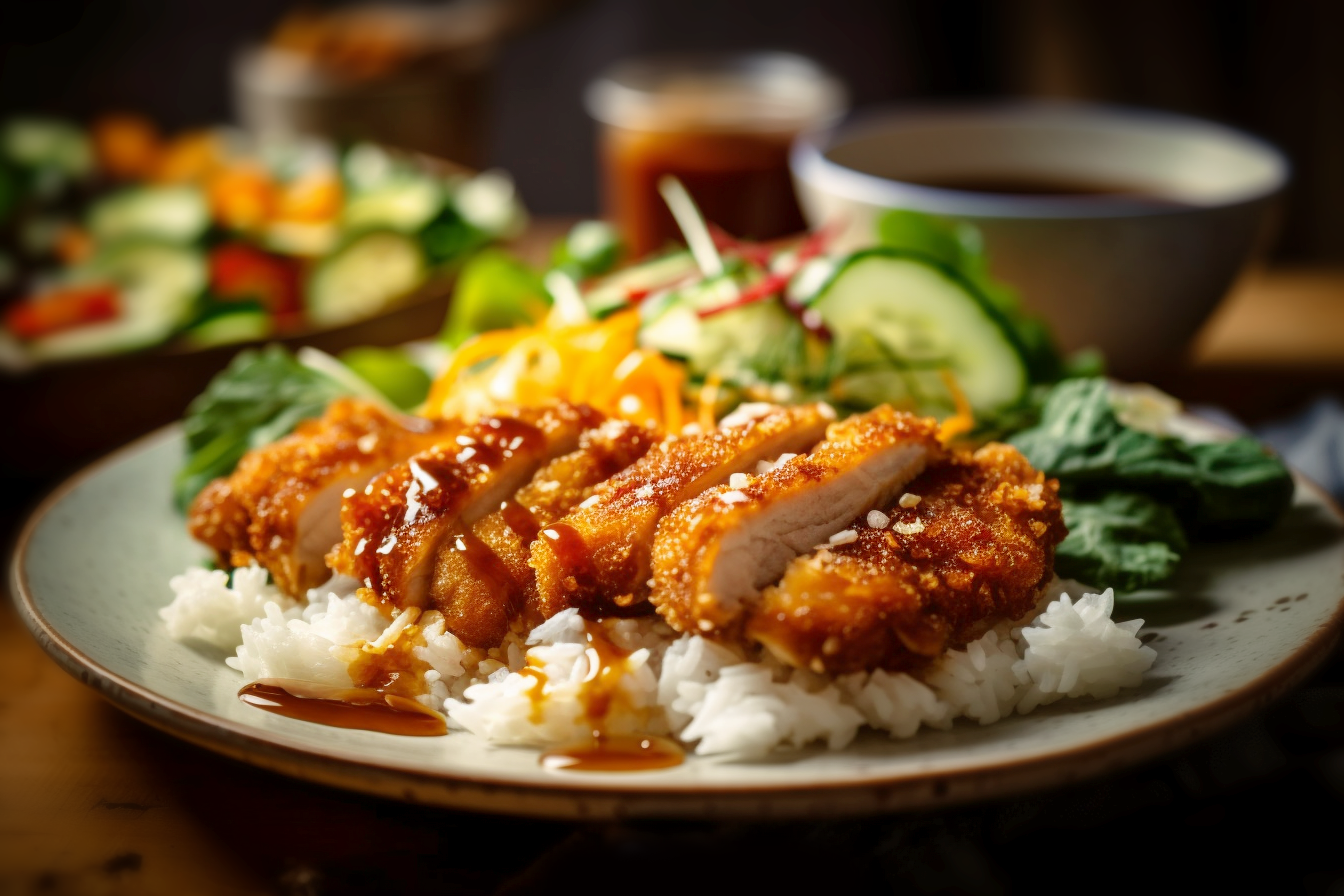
[[11, 426, 1344, 820]]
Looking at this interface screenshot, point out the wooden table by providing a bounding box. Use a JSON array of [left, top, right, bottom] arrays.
[[3, 266, 1343, 895]]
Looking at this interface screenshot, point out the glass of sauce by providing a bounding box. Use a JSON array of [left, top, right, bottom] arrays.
[[586, 53, 847, 257]]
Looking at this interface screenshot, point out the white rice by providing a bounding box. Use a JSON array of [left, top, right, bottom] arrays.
[[163, 567, 1157, 758]]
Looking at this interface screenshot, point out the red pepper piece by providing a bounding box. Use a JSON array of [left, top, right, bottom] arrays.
[[5, 285, 121, 340], [209, 243, 303, 328]]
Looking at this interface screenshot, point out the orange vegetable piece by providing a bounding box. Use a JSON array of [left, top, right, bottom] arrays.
[[92, 114, 162, 180], [54, 225, 94, 266], [209, 166, 278, 232], [275, 172, 343, 224], [155, 131, 221, 184]]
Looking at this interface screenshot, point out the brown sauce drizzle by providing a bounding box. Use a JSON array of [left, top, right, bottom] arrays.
[[472, 417, 545, 471], [449, 529, 520, 595], [578, 620, 633, 722], [499, 499, 541, 544], [538, 523, 596, 591], [238, 679, 447, 736], [541, 734, 684, 772], [530, 620, 685, 771]]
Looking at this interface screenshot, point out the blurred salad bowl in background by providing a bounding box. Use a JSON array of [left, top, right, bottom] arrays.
[[790, 103, 1289, 379], [0, 115, 524, 479]]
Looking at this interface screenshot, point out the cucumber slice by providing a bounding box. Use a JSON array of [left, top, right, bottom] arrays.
[[639, 301, 702, 361], [89, 185, 209, 245], [640, 293, 801, 382], [307, 231, 427, 327], [263, 221, 338, 257], [28, 242, 206, 360], [809, 248, 1028, 414], [584, 250, 698, 318], [453, 170, 524, 237], [181, 308, 272, 348], [695, 299, 800, 380], [1, 118, 92, 177], [342, 175, 445, 234]]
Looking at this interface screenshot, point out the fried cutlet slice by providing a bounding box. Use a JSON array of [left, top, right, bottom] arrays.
[[529, 403, 834, 619], [328, 402, 604, 609], [432, 417, 659, 647], [746, 442, 1066, 674], [650, 406, 945, 637], [186, 398, 462, 596]]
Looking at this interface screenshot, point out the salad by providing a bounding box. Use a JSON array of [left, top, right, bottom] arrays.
[[0, 116, 524, 369]]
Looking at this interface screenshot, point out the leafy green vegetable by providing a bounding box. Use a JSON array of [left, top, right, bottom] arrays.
[[1011, 379, 1294, 532], [1182, 438, 1299, 535], [174, 345, 353, 510], [1010, 377, 1294, 589], [420, 207, 478, 266], [1056, 493, 1187, 591], [339, 346, 431, 410], [551, 220, 622, 280], [440, 248, 550, 348]]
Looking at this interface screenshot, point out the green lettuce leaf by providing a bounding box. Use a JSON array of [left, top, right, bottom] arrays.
[[1010, 377, 1294, 590], [1056, 493, 1187, 591], [173, 345, 353, 511]]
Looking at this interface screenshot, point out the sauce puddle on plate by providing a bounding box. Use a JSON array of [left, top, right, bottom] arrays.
[[239, 679, 447, 736], [541, 734, 685, 772]]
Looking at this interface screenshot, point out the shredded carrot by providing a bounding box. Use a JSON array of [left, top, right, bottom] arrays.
[[697, 371, 721, 433], [424, 310, 690, 434], [937, 369, 975, 443]]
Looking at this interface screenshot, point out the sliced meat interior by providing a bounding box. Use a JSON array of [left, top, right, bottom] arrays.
[[529, 403, 834, 620], [650, 406, 945, 637], [186, 398, 462, 596], [746, 442, 1066, 674], [328, 402, 603, 609], [432, 417, 659, 647]]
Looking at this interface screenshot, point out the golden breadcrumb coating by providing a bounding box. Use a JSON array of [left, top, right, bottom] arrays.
[[747, 442, 1066, 674], [650, 406, 945, 637], [433, 417, 658, 647], [328, 402, 603, 609], [186, 398, 461, 596], [528, 404, 834, 620]]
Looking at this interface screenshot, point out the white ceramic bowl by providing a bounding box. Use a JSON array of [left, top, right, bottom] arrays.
[[790, 104, 1289, 377]]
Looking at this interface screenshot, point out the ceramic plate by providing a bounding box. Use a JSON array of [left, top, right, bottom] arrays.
[[12, 427, 1344, 820]]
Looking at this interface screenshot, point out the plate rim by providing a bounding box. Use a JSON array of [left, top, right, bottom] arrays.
[[11, 423, 1344, 820]]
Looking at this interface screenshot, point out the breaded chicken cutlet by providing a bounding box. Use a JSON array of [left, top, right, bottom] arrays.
[[527, 403, 834, 619], [650, 406, 946, 636], [188, 398, 1066, 679], [328, 401, 605, 609], [746, 442, 1066, 674], [186, 398, 463, 596]]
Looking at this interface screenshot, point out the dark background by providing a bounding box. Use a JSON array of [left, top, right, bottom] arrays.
[[3, 0, 1342, 261]]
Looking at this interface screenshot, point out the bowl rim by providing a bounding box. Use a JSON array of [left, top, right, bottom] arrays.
[[790, 100, 1291, 220]]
